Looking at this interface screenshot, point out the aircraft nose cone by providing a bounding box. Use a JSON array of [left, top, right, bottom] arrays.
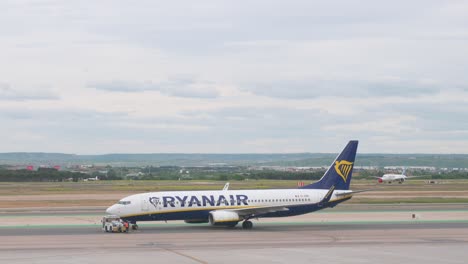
[[106, 205, 116, 215]]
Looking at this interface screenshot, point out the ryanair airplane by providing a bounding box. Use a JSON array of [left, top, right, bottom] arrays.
[[106, 140, 359, 229]]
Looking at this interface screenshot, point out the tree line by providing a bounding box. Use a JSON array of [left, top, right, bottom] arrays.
[[0, 168, 119, 182], [1, 167, 467, 182]]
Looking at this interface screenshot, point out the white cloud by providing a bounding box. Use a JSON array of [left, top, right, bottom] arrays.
[[0, 0, 467, 153], [88, 78, 220, 98], [0, 83, 59, 101]]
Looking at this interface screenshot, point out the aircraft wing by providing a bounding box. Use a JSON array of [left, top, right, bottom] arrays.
[[227, 205, 290, 218], [226, 185, 337, 218], [335, 189, 372, 196]]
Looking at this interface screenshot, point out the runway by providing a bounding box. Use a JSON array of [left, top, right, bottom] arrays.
[[1, 204, 468, 263], [1, 222, 468, 263]]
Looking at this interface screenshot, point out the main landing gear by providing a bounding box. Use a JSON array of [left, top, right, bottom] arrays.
[[242, 220, 253, 229], [132, 223, 139, 230]]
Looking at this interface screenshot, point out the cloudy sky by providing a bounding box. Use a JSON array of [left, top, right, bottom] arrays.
[[1, 0, 468, 154]]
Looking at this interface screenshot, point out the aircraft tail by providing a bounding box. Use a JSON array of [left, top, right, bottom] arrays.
[[300, 140, 358, 190]]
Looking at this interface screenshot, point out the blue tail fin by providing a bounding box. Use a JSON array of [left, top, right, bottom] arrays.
[[300, 140, 358, 190]]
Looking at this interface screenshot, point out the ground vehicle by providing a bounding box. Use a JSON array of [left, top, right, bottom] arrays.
[[102, 215, 128, 233]]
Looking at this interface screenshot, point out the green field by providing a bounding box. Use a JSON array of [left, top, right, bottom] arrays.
[[1, 179, 468, 193], [1, 179, 467, 210]]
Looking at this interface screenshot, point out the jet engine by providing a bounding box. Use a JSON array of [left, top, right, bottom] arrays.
[[209, 210, 241, 226]]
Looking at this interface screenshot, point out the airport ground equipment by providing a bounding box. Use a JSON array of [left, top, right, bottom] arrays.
[[101, 215, 128, 233]]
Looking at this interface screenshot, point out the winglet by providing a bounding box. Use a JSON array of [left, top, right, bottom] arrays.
[[318, 185, 335, 207]]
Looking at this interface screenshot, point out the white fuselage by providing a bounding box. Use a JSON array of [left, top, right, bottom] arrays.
[[379, 174, 407, 183], [106, 188, 352, 221]]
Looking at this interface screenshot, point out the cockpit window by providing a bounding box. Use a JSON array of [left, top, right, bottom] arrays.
[[117, 201, 131, 205]]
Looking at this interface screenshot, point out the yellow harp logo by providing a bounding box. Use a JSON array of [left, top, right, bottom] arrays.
[[334, 160, 354, 182]]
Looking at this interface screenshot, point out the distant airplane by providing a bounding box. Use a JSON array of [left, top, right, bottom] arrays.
[[376, 168, 419, 184], [106, 141, 362, 230]]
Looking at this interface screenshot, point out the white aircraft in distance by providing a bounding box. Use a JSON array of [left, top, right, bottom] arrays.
[[106, 141, 361, 229], [376, 168, 418, 184]]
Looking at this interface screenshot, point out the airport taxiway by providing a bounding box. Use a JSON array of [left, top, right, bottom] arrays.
[[1, 204, 468, 263], [1, 222, 468, 264]]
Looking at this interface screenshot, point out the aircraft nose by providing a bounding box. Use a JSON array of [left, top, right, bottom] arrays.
[[106, 205, 116, 215]]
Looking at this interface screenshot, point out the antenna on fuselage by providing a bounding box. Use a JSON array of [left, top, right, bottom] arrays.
[[223, 182, 230, 191]]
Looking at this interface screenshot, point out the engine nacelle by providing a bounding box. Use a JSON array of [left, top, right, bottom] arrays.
[[184, 219, 209, 224], [209, 210, 240, 226]]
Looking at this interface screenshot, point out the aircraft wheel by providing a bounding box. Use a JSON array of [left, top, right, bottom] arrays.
[[242, 220, 253, 229], [132, 224, 139, 230]]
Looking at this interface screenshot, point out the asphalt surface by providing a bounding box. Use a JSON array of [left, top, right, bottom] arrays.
[[1, 204, 468, 263], [1, 222, 468, 236], [2, 221, 468, 264]]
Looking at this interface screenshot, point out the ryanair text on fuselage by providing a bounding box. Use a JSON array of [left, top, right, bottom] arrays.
[[150, 194, 249, 208]]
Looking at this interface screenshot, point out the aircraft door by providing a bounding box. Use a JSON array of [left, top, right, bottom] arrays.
[[141, 196, 150, 211]]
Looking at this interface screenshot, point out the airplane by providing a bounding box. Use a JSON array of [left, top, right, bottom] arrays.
[[106, 140, 360, 230], [376, 168, 418, 184]]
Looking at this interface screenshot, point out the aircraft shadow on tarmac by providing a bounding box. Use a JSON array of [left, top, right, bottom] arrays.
[[3, 222, 467, 237], [106, 222, 468, 234]]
